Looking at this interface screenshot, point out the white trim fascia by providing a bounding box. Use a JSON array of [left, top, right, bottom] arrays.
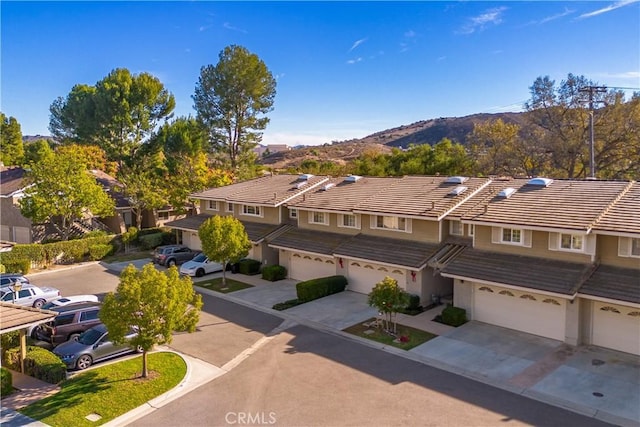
[[440, 273, 575, 300], [437, 179, 493, 221], [296, 207, 346, 215], [274, 178, 330, 207], [462, 220, 591, 234], [268, 245, 332, 258], [353, 209, 438, 221], [333, 253, 424, 272], [576, 293, 640, 309], [593, 230, 640, 239]]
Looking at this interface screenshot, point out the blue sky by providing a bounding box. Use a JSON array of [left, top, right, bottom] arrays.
[[2, 1, 639, 147]]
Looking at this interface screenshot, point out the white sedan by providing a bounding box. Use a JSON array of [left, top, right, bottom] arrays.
[[179, 253, 224, 277]]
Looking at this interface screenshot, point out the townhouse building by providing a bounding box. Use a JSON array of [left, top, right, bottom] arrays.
[[166, 174, 639, 356]]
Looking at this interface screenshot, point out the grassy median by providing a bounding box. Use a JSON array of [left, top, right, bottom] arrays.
[[19, 352, 186, 426], [343, 318, 437, 350]]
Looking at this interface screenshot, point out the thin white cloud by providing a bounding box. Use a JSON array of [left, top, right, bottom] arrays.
[[459, 6, 507, 34], [578, 0, 639, 19], [199, 24, 212, 32], [404, 30, 416, 38], [349, 38, 368, 52], [346, 57, 363, 65], [223, 22, 247, 33], [274, 73, 286, 80], [539, 7, 575, 24], [591, 71, 640, 81]]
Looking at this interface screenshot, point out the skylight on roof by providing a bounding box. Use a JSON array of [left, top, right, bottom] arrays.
[[295, 181, 308, 189], [299, 173, 314, 181], [322, 183, 335, 191], [344, 175, 362, 183], [446, 176, 468, 184], [527, 177, 553, 187], [448, 185, 468, 196], [498, 187, 516, 198]]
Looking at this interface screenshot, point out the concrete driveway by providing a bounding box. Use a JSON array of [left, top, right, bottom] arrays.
[[411, 321, 640, 425], [286, 291, 378, 330]]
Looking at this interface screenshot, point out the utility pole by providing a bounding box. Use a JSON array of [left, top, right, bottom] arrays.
[[579, 85, 607, 178]]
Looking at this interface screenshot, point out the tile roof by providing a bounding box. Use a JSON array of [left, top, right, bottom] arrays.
[[164, 214, 287, 243], [579, 265, 640, 304], [333, 233, 439, 269], [191, 174, 328, 206], [458, 178, 631, 232], [353, 176, 491, 219], [0, 302, 57, 334], [89, 169, 131, 209], [441, 248, 591, 296], [0, 167, 27, 196], [592, 181, 640, 235], [269, 227, 353, 256]]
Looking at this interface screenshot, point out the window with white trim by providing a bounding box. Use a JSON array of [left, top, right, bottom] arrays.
[[468, 224, 475, 237], [226, 203, 233, 212], [632, 238, 640, 257], [502, 228, 521, 244], [309, 211, 328, 225], [449, 220, 463, 236], [207, 200, 219, 211], [339, 214, 358, 229], [289, 208, 298, 219], [373, 215, 408, 232], [242, 204, 262, 217], [560, 233, 583, 251]]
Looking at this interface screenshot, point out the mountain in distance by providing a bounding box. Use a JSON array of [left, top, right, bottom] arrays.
[[260, 111, 527, 170]]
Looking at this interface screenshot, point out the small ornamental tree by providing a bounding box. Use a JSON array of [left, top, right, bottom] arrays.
[[198, 215, 251, 286], [100, 264, 203, 378], [367, 276, 409, 335]]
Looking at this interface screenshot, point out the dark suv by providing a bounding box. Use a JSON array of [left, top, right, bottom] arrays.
[[153, 244, 196, 267], [35, 302, 102, 347]]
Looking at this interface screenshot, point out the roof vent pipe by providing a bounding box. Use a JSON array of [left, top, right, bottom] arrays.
[[484, 204, 489, 214]]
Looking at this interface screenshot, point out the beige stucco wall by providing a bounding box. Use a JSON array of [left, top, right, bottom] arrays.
[[360, 215, 440, 243], [597, 234, 640, 269], [473, 225, 594, 263], [453, 279, 473, 313], [564, 298, 580, 345]]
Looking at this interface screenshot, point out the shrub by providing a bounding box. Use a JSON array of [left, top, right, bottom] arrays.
[[238, 259, 261, 275], [0, 264, 5, 273], [1, 259, 31, 274], [441, 305, 467, 327], [82, 230, 108, 239], [3, 346, 66, 384], [88, 244, 114, 260], [399, 294, 423, 315], [0, 367, 12, 396], [272, 299, 302, 311], [138, 233, 163, 250], [296, 275, 347, 303], [262, 265, 287, 281]]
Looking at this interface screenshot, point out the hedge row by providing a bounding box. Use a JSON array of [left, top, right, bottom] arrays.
[[296, 275, 348, 303], [238, 259, 261, 275], [3, 346, 66, 384], [0, 368, 11, 396], [442, 306, 467, 327], [262, 265, 287, 281]]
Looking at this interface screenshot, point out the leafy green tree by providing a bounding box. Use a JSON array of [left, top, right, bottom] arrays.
[[198, 215, 251, 286], [0, 112, 24, 166], [100, 264, 203, 378], [352, 149, 390, 176], [49, 68, 175, 165], [193, 45, 276, 174], [367, 277, 409, 334], [20, 150, 115, 240], [467, 119, 521, 176], [57, 144, 117, 176], [23, 139, 54, 166]]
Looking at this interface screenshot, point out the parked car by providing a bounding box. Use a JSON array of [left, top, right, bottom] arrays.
[[26, 295, 100, 338], [153, 244, 197, 267], [0, 273, 30, 288], [179, 253, 224, 277], [53, 323, 140, 370], [34, 301, 102, 347], [0, 283, 60, 308]]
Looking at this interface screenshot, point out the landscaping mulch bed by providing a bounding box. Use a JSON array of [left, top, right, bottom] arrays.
[[343, 317, 437, 350]]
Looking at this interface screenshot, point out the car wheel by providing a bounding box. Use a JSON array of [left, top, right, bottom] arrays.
[[68, 333, 80, 342], [136, 345, 144, 353], [76, 354, 93, 370], [196, 268, 205, 277], [33, 299, 45, 309], [167, 259, 177, 267]]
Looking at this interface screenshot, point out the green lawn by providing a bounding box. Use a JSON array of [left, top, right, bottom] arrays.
[[196, 277, 253, 293], [343, 318, 437, 350], [19, 352, 186, 426]]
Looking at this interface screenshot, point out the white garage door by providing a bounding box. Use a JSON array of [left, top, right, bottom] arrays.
[[289, 253, 336, 281], [474, 285, 566, 341], [592, 302, 640, 355], [348, 262, 405, 295]]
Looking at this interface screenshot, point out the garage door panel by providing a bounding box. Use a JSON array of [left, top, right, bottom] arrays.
[[474, 285, 566, 341], [592, 302, 640, 355], [289, 253, 335, 281], [348, 263, 405, 295]]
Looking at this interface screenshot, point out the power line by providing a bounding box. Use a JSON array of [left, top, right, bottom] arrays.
[[579, 86, 607, 179]]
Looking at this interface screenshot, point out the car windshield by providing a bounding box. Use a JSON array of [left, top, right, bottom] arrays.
[[41, 301, 60, 309], [78, 328, 104, 345], [191, 253, 207, 263]]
